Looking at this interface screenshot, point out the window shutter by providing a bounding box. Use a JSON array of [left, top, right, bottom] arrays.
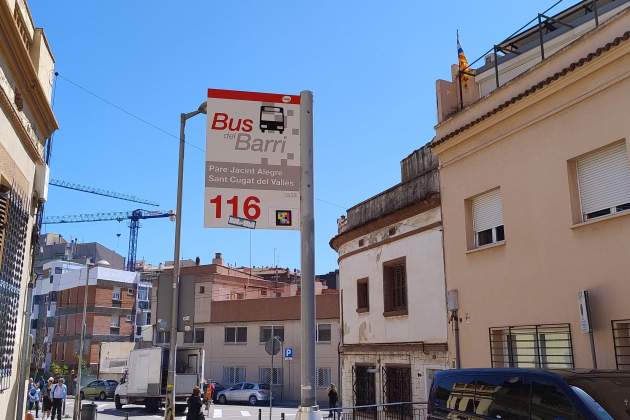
[[472, 188, 503, 233], [577, 142, 630, 215]]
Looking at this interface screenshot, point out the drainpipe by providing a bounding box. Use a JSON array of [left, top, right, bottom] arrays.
[[338, 289, 343, 405], [451, 310, 461, 369]]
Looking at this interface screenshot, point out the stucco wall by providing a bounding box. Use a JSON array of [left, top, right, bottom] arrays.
[[435, 29, 630, 369], [339, 208, 447, 345]]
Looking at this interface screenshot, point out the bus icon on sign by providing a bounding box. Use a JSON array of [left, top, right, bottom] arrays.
[[260, 106, 285, 134]]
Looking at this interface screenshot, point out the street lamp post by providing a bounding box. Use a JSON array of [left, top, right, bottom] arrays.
[[74, 258, 110, 420], [164, 101, 207, 420]]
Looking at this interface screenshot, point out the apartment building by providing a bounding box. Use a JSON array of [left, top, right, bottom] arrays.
[[200, 292, 340, 404], [0, 0, 57, 416], [432, 0, 630, 370], [153, 253, 318, 343], [30, 260, 146, 375], [330, 146, 449, 407]]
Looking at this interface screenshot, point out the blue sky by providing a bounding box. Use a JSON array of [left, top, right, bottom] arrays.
[[31, 0, 579, 273]]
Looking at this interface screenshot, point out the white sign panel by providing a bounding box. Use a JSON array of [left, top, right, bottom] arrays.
[[578, 289, 591, 333], [205, 89, 301, 229]]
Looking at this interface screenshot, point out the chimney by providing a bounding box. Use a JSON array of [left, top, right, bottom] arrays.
[[212, 252, 224, 266]]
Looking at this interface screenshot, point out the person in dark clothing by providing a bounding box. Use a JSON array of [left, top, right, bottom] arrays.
[[186, 386, 204, 420], [327, 384, 339, 419]]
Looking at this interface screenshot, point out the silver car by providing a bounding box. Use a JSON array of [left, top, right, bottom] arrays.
[[216, 382, 271, 406]]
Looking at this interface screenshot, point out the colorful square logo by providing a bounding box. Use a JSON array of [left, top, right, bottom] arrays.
[[276, 210, 292, 226]]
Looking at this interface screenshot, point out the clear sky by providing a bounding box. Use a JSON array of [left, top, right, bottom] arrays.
[[31, 0, 579, 274]]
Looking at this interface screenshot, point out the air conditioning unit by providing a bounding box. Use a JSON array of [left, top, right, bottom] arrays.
[[34, 163, 49, 203]]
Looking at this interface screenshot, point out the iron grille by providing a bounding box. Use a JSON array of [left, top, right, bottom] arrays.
[[489, 323, 574, 369], [0, 186, 29, 391], [352, 365, 376, 408], [612, 319, 630, 370]]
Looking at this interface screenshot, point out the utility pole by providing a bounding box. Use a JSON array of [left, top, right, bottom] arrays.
[[295, 91, 321, 420], [164, 102, 207, 420]]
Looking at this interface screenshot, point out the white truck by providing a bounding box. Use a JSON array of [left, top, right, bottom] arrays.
[[114, 346, 204, 413]]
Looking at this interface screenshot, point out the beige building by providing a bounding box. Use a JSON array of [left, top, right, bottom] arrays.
[[432, 1, 630, 370], [192, 293, 340, 404], [0, 0, 57, 417], [330, 146, 448, 407]]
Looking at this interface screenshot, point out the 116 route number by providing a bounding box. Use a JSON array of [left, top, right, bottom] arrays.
[[209, 195, 261, 220]]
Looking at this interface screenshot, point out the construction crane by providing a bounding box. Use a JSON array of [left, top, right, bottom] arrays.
[[43, 209, 175, 271], [49, 178, 159, 206]]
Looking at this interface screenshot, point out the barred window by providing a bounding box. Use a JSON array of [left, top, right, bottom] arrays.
[[612, 319, 630, 370], [0, 186, 29, 391], [259, 367, 283, 385], [490, 324, 574, 369], [316, 367, 331, 389], [223, 366, 246, 384]]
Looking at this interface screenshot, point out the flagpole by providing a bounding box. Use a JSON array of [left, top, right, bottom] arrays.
[[457, 30, 464, 111]]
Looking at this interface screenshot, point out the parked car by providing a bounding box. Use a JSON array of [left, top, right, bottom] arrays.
[[216, 382, 271, 406], [80, 379, 118, 400], [428, 368, 630, 419]]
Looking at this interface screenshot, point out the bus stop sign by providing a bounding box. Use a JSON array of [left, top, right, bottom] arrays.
[[205, 89, 301, 230]]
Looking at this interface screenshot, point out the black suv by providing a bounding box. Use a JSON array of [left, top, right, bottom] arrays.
[[428, 368, 630, 419]]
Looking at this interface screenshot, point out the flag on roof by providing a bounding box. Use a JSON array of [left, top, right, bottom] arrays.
[[457, 31, 470, 81]]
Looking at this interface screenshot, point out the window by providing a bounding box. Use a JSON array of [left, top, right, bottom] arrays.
[[474, 374, 530, 419], [224, 327, 247, 343], [110, 315, 120, 335], [223, 367, 246, 384], [317, 324, 332, 343], [383, 258, 407, 315], [358, 238, 365, 247], [471, 188, 504, 247], [137, 286, 149, 301], [195, 327, 205, 344], [260, 326, 284, 343], [489, 324, 574, 368], [316, 368, 331, 389], [531, 379, 576, 419], [127, 288, 134, 296], [49, 275, 53, 284], [199, 286, 205, 294], [112, 287, 121, 301], [383, 366, 411, 404], [184, 329, 194, 343], [54, 267, 63, 275], [61, 343, 66, 360], [356, 278, 369, 312], [259, 367, 283, 385], [612, 319, 630, 370], [576, 141, 630, 221]]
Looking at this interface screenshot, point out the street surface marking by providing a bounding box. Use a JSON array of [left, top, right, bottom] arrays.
[[241, 411, 251, 417], [214, 408, 223, 418]]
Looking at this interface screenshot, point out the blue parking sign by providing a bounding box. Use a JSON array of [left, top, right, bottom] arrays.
[[284, 347, 294, 360]]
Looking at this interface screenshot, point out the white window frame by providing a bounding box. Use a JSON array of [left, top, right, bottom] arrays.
[[576, 141, 630, 221], [224, 326, 247, 344], [471, 188, 504, 247], [112, 287, 121, 301], [111, 315, 120, 328], [223, 366, 246, 384], [316, 367, 331, 389], [316, 323, 332, 343], [259, 325, 284, 343], [259, 367, 283, 385]]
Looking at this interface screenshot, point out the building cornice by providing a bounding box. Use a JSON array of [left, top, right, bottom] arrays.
[[0, 0, 57, 153], [432, 27, 630, 152], [341, 342, 448, 353], [330, 195, 440, 251]]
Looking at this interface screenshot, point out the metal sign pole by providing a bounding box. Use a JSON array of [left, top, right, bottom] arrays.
[[295, 91, 320, 420], [270, 348, 274, 420]]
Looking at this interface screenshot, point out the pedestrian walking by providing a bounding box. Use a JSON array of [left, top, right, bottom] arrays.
[[50, 378, 67, 420], [186, 386, 204, 420], [28, 383, 41, 418], [327, 384, 338, 419], [42, 378, 54, 420], [204, 382, 214, 413]]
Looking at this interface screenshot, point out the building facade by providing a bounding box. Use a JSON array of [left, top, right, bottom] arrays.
[[432, 1, 630, 370], [201, 293, 340, 404], [30, 260, 147, 376], [330, 146, 449, 407], [0, 0, 57, 416]]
